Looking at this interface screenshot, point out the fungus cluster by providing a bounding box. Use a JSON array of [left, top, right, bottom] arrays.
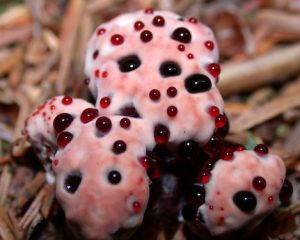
[[24, 9, 292, 240]]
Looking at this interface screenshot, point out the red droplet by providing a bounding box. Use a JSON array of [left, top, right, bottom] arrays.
[[219, 217, 225, 223], [62, 96, 73, 105], [147, 158, 161, 180], [167, 86, 177, 97], [199, 170, 211, 184], [140, 30, 153, 43], [205, 41, 214, 50], [95, 69, 100, 78], [208, 106, 219, 118], [111, 34, 124, 45], [102, 71, 108, 78], [139, 156, 151, 170], [100, 97, 111, 108], [203, 134, 223, 158], [268, 196, 274, 204], [112, 140, 127, 154], [53, 159, 59, 166], [154, 124, 170, 144], [149, 89, 160, 101], [207, 63, 221, 78], [120, 117, 131, 129], [134, 21, 144, 31], [254, 144, 268, 156], [253, 176, 267, 190], [97, 28, 106, 36], [221, 148, 234, 161], [153, 15, 165, 26], [187, 53, 194, 59], [279, 179, 293, 203], [93, 50, 99, 60], [188, 17, 198, 23], [178, 44, 185, 51], [80, 108, 99, 123], [167, 106, 178, 117], [209, 205, 214, 210], [215, 114, 227, 128], [53, 113, 74, 132], [57, 131, 73, 148], [84, 78, 90, 85], [132, 201, 141, 212], [235, 145, 246, 151], [145, 8, 154, 14], [96, 116, 112, 133], [50, 105, 55, 110]]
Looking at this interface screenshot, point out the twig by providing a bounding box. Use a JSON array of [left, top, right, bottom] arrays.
[[0, 166, 12, 205], [219, 43, 300, 96], [0, 26, 32, 47]]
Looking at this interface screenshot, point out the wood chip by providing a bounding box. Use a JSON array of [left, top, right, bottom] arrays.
[[230, 92, 300, 133]]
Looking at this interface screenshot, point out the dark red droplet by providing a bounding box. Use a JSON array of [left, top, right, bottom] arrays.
[[154, 124, 170, 144], [279, 179, 293, 203], [208, 106, 219, 118], [53, 159, 59, 166], [132, 201, 141, 212], [188, 17, 198, 23], [235, 145, 246, 151], [198, 170, 211, 184], [144, 8, 154, 14], [139, 156, 151, 170], [171, 27, 192, 43], [57, 131, 73, 148], [254, 144, 269, 156], [53, 113, 74, 132], [203, 133, 223, 159], [111, 34, 124, 45], [80, 108, 99, 123], [95, 69, 100, 78], [167, 106, 178, 117], [187, 53, 194, 59], [205, 41, 214, 50], [84, 78, 90, 85], [208, 63, 221, 78], [62, 96, 72, 105], [178, 44, 185, 51], [140, 30, 153, 43], [112, 140, 127, 154], [221, 148, 234, 161], [268, 196, 274, 204], [253, 176, 267, 191], [147, 158, 161, 180], [149, 89, 160, 101], [97, 28, 106, 36], [96, 116, 112, 133], [134, 21, 144, 31], [93, 50, 99, 60], [100, 97, 111, 108], [215, 114, 227, 128], [153, 15, 165, 26], [120, 117, 131, 129], [167, 86, 177, 98]]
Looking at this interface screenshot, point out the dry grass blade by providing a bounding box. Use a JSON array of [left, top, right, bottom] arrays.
[[0, 5, 32, 30], [0, 25, 32, 47], [15, 172, 45, 209], [219, 43, 300, 96], [40, 184, 55, 219], [230, 92, 300, 133], [19, 185, 47, 230], [0, 166, 12, 205], [0, 206, 17, 240]]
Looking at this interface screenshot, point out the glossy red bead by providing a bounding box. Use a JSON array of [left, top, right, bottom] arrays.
[[111, 34, 124, 45], [154, 124, 170, 145], [100, 97, 111, 108], [140, 30, 153, 43], [253, 176, 267, 190], [187, 53, 194, 59], [178, 44, 185, 51], [188, 17, 198, 23], [93, 50, 99, 60], [208, 106, 219, 118], [149, 89, 160, 101], [95, 69, 100, 78], [97, 28, 106, 36], [53, 159, 59, 166], [53, 113, 74, 132], [147, 158, 161, 180], [57, 131, 73, 148], [62, 96, 72, 105], [205, 40, 214, 50], [153, 16, 165, 26], [167, 106, 178, 117], [254, 144, 268, 156], [96, 116, 112, 133], [112, 140, 127, 154], [167, 86, 177, 97], [235, 145, 246, 151], [221, 148, 234, 161], [120, 117, 131, 129], [139, 156, 151, 170], [199, 170, 211, 184], [215, 114, 227, 128], [144, 8, 154, 14], [80, 108, 99, 123], [102, 71, 108, 78], [207, 63, 221, 78], [134, 21, 144, 31], [84, 78, 90, 85], [132, 201, 141, 212]]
